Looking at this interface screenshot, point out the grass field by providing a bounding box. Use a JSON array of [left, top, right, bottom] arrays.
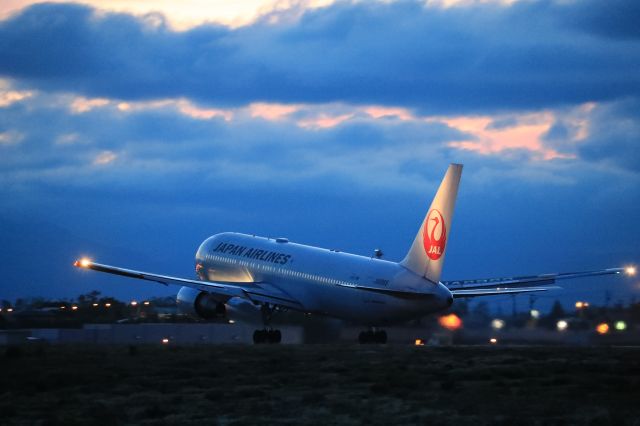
[[2, 344, 640, 425]]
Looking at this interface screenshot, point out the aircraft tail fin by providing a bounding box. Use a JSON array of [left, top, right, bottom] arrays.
[[400, 164, 462, 283]]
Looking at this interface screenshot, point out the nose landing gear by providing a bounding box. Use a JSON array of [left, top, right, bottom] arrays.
[[358, 329, 387, 344]]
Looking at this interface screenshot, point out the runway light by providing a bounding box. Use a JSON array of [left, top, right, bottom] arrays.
[[92, 303, 99, 307], [130, 301, 138, 306], [6, 308, 13, 313], [530, 309, 540, 319], [575, 301, 589, 309], [71, 306, 78, 311], [438, 313, 462, 331], [60, 306, 66, 310], [625, 266, 636, 276], [143, 301, 150, 306], [489, 338, 498, 344], [228, 320, 235, 324], [614, 321, 627, 331], [557, 320, 569, 331], [414, 338, 425, 346], [105, 303, 111, 308], [162, 338, 169, 344], [596, 323, 609, 335], [491, 319, 505, 330]]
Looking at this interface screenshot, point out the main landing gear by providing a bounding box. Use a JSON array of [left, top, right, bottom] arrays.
[[253, 329, 282, 344], [253, 304, 283, 344], [358, 329, 387, 344]]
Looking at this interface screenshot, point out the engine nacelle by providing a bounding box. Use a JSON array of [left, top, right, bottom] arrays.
[[177, 286, 227, 320]]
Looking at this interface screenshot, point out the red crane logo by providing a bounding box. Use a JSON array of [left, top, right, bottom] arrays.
[[423, 209, 447, 260]]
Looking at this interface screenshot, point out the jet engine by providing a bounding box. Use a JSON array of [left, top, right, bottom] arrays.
[[176, 286, 227, 319]]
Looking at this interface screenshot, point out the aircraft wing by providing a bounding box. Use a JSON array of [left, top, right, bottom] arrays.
[[73, 259, 304, 310], [444, 267, 625, 299]]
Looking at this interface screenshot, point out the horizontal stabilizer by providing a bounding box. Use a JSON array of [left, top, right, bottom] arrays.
[[451, 286, 561, 298]]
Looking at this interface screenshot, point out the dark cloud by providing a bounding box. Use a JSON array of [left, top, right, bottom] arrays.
[[562, 0, 640, 40], [1, 92, 639, 303], [577, 99, 640, 172], [0, 93, 467, 200], [0, 1, 639, 113]]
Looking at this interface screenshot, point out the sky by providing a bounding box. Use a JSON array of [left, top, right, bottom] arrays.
[[0, 0, 639, 313]]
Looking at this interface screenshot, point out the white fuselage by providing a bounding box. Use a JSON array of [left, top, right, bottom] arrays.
[[193, 232, 452, 325]]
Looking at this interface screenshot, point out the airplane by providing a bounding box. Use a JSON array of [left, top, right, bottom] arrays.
[[74, 163, 635, 344]]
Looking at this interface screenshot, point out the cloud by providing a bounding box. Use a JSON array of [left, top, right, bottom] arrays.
[[0, 78, 33, 107], [298, 112, 353, 129], [363, 106, 413, 121], [93, 150, 117, 165], [0, 0, 337, 30], [0, 89, 32, 107], [0, 1, 638, 114], [562, 0, 640, 40], [0, 2, 638, 303], [70, 97, 110, 113], [575, 99, 640, 172], [0, 86, 638, 303], [55, 132, 81, 145], [0, 88, 459, 193], [1, 84, 635, 197], [249, 102, 300, 120], [0, 129, 24, 145], [442, 111, 575, 160]]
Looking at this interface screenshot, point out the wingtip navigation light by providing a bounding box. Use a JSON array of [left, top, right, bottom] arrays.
[[74, 258, 92, 268]]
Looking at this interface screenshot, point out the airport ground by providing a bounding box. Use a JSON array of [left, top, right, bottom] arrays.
[[2, 344, 640, 425]]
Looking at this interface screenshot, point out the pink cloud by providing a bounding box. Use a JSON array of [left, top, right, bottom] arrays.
[[442, 113, 574, 160], [363, 106, 414, 121], [0, 1, 338, 30], [175, 100, 232, 121], [70, 97, 110, 113], [297, 113, 353, 129], [74, 97, 233, 120], [0, 130, 24, 145], [93, 150, 117, 165], [0, 90, 33, 107], [249, 102, 300, 120]]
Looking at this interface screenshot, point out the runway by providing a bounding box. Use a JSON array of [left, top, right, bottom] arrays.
[[3, 345, 639, 424]]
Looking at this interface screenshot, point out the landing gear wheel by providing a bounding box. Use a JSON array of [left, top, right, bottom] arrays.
[[253, 329, 266, 344], [358, 331, 371, 344], [253, 329, 282, 344], [358, 330, 387, 344]]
